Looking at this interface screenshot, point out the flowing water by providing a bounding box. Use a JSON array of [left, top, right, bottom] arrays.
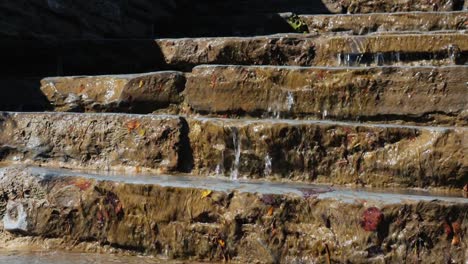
[[13, 166, 467, 205], [230, 127, 241, 180], [0, 250, 170, 264]]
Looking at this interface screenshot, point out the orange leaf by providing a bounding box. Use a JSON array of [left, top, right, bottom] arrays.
[[73, 178, 92, 191], [126, 120, 141, 132], [78, 84, 85, 93], [267, 207, 274, 216]]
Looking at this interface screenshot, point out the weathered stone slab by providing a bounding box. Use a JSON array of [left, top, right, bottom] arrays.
[[0, 166, 466, 263], [156, 33, 468, 69], [300, 11, 468, 35], [40, 71, 185, 113], [0, 112, 184, 173], [186, 65, 468, 125], [155, 34, 317, 70], [327, 0, 464, 13], [188, 118, 467, 188]]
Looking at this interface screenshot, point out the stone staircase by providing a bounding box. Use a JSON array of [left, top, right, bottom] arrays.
[[0, 1, 467, 263]]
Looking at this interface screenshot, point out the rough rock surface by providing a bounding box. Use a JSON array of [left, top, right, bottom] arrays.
[[155, 34, 317, 71], [0, 112, 184, 173], [186, 65, 468, 125], [0, 166, 466, 263], [187, 118, 467, 188], [300, 11, 468, 35], [40, 71, 185, 113], [156, 33, 468, 70]]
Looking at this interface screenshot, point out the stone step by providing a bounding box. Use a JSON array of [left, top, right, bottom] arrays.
[[40, 71, 186, 113], [156, 33, 468, 69], [3, 32, 466, 80], [299, 11, 468, 35], [5, 0, 466, 41], [37, 65, 468, 125], [186, 65, 468, 125], [0, 112, 465, 188], [148, 11, 468, 38], [0, 166, 466, 263], [187, 117, 466, 188], [0, 112, 189, 173], [171, 0, 466, 15]]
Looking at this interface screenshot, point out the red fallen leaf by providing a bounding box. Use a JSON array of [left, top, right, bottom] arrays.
[[452, 221, 461, 235], [360, 207, 383, 232], [444, 222, 453, 236]]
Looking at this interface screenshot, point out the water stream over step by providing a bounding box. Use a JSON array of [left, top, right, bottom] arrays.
[[0, 250, 177, 264], [229, 127, 241, 180], [10, 166, 467, 205]]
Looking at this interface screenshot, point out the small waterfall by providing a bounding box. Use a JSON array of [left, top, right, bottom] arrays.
[[322, 110, 328, 119], [448, 44, 459, 65], [393, 52, 401, 63], [374, 53, 384, 66], [215, 150, 224, 176], [286, 91, 295, 111], [345, 53, 352, 66], [264, 154, 272, 176], [337, 53, 343, 66], [230, 128, 241, 180]]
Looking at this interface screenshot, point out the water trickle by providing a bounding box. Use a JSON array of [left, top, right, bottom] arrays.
[[286, 91, 295, 111], [374, 53, 384, 66], [337, 53, 343, 66], [264, 154, 272, 176], [215, 151, 225, 176], [393, 52, 401, 63], [448, 44, 459, 64], [230, 128, 241, 181], [322, 110, 328, 119], [345, 53, 351, 66]]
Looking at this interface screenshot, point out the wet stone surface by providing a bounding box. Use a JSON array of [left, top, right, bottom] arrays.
[[186, 65, 468, 125], [187, 117, 467, 188], [41, 71, 185, 113], [300, 11, 468, 35], [0, 112, 184, 173], [0, 166, 466, 263]]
